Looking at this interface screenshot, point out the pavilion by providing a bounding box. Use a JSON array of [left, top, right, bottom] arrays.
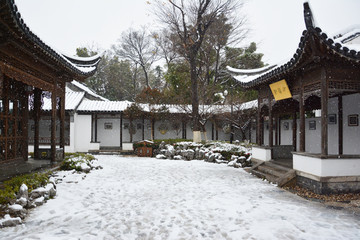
[[0, 0, 100, 164], [228, 3, 360, 193]]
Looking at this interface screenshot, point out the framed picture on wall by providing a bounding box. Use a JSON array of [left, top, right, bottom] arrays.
[[283, 122, 289, 130], [348, 114, 359, 126], [328, 114, 337, 124], [309, 120, 316, 130], [104, 122, 113, 130]]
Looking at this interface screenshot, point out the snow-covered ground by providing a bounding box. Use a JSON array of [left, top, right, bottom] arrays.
[[1, 155, 359, 240]]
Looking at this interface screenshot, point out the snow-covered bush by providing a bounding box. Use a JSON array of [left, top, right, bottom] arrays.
[[60, 153, 101, 172]]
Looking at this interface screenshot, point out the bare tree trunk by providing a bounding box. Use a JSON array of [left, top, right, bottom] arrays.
[[190, 56, 201, 142]]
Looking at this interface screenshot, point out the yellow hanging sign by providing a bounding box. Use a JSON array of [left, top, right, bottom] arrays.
[[269, 79, 292, 101]]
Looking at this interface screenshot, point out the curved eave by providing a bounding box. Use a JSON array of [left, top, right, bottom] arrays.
[[1, 0, 100, 80], [238, 3, 360, 89]]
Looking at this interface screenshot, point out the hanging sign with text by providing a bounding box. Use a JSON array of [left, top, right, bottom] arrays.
[[269, 79, 292, 101]]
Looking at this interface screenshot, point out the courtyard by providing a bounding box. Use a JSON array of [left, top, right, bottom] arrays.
[[0, 155, 359, 240]]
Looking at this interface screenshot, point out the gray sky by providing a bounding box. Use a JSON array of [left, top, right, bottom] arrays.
[[16, 0, 360, 66]]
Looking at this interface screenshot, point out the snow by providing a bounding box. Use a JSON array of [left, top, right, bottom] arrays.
[[226, 65, 277, 74], [1, 155, 359, 239]]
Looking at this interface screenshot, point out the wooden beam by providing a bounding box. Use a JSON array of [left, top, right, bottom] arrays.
[[51, 88, 57, 163], [321, 67, 328, 156], [120, 112, 123, 150], [257, 97, 261, 145], [268, 97, 273, 147], [338, 96, 343, 155], [292, 111, 297, 152], [60, 90, 65, 155], [33, 88, 41, 159], [23, 86, 29, 161], [299, 76, 306, 152], [94, 114, 98, 142], [275, 115, 278, 146], [142, 116, 145, 140]]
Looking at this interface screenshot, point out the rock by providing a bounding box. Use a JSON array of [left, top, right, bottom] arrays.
[[30, 187, 47, 199], [184, 149, 195, 160], [15, 197, 28, 207], [89, 160, 102, 169], [156, 154, 167, 159], [183, 143, 188, 150], [165, 145, 175, 159], [173, 155, 182, 160], [45, 183, 57, 198], [234, 140, 240, 145], [80, 163, 91, 173], [26, 201, 37, 209], [0, 214, 22, 228], [17, 184, 28, 199], [34, 196, 45, 206], [159, 141, 166, 150], [8, 204, 27, 219]]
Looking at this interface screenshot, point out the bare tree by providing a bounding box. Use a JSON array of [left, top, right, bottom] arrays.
[[113, 27, 159, 87], [152, 0, 243, 142]]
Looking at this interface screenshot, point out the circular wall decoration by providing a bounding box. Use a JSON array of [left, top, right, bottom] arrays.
[[158, 123, 169, 135]]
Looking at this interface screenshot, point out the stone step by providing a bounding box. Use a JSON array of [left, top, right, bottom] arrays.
[[266, 161, 293, 172], [257, 165, 286, 178], [251, 169, 278, 184]]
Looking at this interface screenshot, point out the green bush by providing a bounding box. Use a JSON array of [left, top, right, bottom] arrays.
[[0, 172, 51, 205], [60, 153, 95, 171]]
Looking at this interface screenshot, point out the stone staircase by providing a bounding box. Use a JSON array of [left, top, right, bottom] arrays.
[[250, 160, 296, 187]]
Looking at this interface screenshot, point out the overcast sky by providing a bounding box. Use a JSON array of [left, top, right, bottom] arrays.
[[15, 0, 360, 66]]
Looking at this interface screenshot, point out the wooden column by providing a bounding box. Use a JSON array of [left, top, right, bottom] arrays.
[[120, 112, 123, 150], [268, 97, 273, 147], [23, 86, 29, 161], [151, 119, 155, 140], [321, 67, 328, 156], [338, 96, 343, 155], [94, 114, 98, 142], [60, 89, 65, 157], [299, 78, 305, 152], [33, 88, 41, 159], [257, 97, 261, 145], [292, 111, 297, 152], [279, 116, 282, 145], [90, 114, 93, 142], [211, 122, 214, 140], [142, 116, 145, 140], [275, 115, 279, 146], [51, 89, 57, 164]]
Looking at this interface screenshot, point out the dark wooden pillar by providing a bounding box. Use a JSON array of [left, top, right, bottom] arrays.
[[211, 122, 214, 140], [292, 111, 297, 151], [33, 88, 41, 159], [268, 97, 273, 147], [257, 97, 261, 145], [338, 96, 343, 155], [182, 120, 187, 139], [59, 89, 65, 157], [151, 119, 155, 140], [279, 116, 282, 145], [321, 67, 328, 156], [142, 116, 145, 140], [51, 90, 57, 163], [299, 81, 305, 152], [275, 115, 279, 146], [23, 86, 29, 161], [94, 114, 98, 142], [120, 112, 123, 150]]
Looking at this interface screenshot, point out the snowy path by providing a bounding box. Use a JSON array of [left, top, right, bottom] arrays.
[[1, 155, 360, 240]]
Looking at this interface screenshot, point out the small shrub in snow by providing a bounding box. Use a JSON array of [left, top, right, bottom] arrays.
[[60, 153, 101, 172]]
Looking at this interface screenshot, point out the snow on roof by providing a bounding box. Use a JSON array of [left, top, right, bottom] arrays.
[[71, 80, 108, 101], [226, 65, 277, 75], [77, 100, 132, 112], [42, 91, 85, 111], [333, 26, 360, 52]]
